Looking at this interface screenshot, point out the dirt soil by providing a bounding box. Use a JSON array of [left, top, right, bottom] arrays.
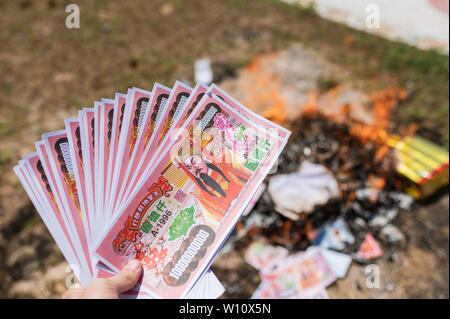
[[0, 0, 448, 298], [210, 189, 449, 299]]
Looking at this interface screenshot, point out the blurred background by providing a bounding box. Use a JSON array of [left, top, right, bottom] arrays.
[[0, 0, 448, 298]]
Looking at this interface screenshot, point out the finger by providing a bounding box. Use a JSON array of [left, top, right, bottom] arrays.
[[104, 259, 142, 293]]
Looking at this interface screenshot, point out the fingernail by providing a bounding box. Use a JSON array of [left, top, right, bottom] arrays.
[[125, 259, 141, 272]]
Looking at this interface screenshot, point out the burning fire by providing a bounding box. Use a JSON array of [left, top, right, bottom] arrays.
[[226, 52, 426, 253], [238, 53, 407, 147], [234, 52, 409, 203], [350, 87, 407, 144]]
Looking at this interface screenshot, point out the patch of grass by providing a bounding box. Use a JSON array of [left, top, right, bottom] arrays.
[[171, 0, 184, 8], [73, 100, 86, 109], [25, 219, 36, 229], [0, 111, 27, 140], [0, 123, 11, 136], [159, 79, 173, 88], [215, 43, 227, 53], [292, 1, 317, 16], [160, 57, 176, 73], [226, 55, 252, 71], [382, 45, 448, 79], [0, 148, 13, 162], [0, 148, 13, 174], [224, 0, 251, 9], [352, 30, 449, 80], [27, 27, 36, 42]]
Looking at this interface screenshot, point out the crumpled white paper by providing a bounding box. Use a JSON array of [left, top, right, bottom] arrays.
[[268, 161, 340, 220]]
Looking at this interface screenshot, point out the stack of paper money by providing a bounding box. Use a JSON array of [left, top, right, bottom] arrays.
[[14, 81, 290, 299]]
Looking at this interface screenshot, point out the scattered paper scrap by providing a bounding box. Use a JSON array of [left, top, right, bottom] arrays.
[[355, 233, 383, 261], [245, 241, 289, 273], [313, 217, 355, 251], [321, 249, 352, 279]]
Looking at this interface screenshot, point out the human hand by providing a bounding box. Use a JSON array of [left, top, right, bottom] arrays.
[[62, 259, 143, 299]]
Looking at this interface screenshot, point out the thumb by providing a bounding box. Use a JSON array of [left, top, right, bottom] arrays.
[[106, 259, 143, 293]]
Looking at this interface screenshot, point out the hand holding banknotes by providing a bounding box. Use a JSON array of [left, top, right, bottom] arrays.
[[62, 260, 142, 299], [15, 81, 290, 298]]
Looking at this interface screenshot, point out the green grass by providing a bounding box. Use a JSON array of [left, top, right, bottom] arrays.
[[353, 32, 449, 80], [317, 24, 449, 148]]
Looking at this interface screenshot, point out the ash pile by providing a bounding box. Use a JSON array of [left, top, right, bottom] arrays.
[[219, 111, 415, 298], [239, 112, 412, 251]]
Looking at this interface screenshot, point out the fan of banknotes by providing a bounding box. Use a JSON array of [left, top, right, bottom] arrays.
[[14, 81, 290, 299]]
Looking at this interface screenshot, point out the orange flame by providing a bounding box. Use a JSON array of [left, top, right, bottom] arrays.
[[349, 87, 407, 144], [241, 53, 287, 123], [236, 53, 407, 146]]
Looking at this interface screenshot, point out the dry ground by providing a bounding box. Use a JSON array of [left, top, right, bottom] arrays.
[[0, 0, 448, 298]]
